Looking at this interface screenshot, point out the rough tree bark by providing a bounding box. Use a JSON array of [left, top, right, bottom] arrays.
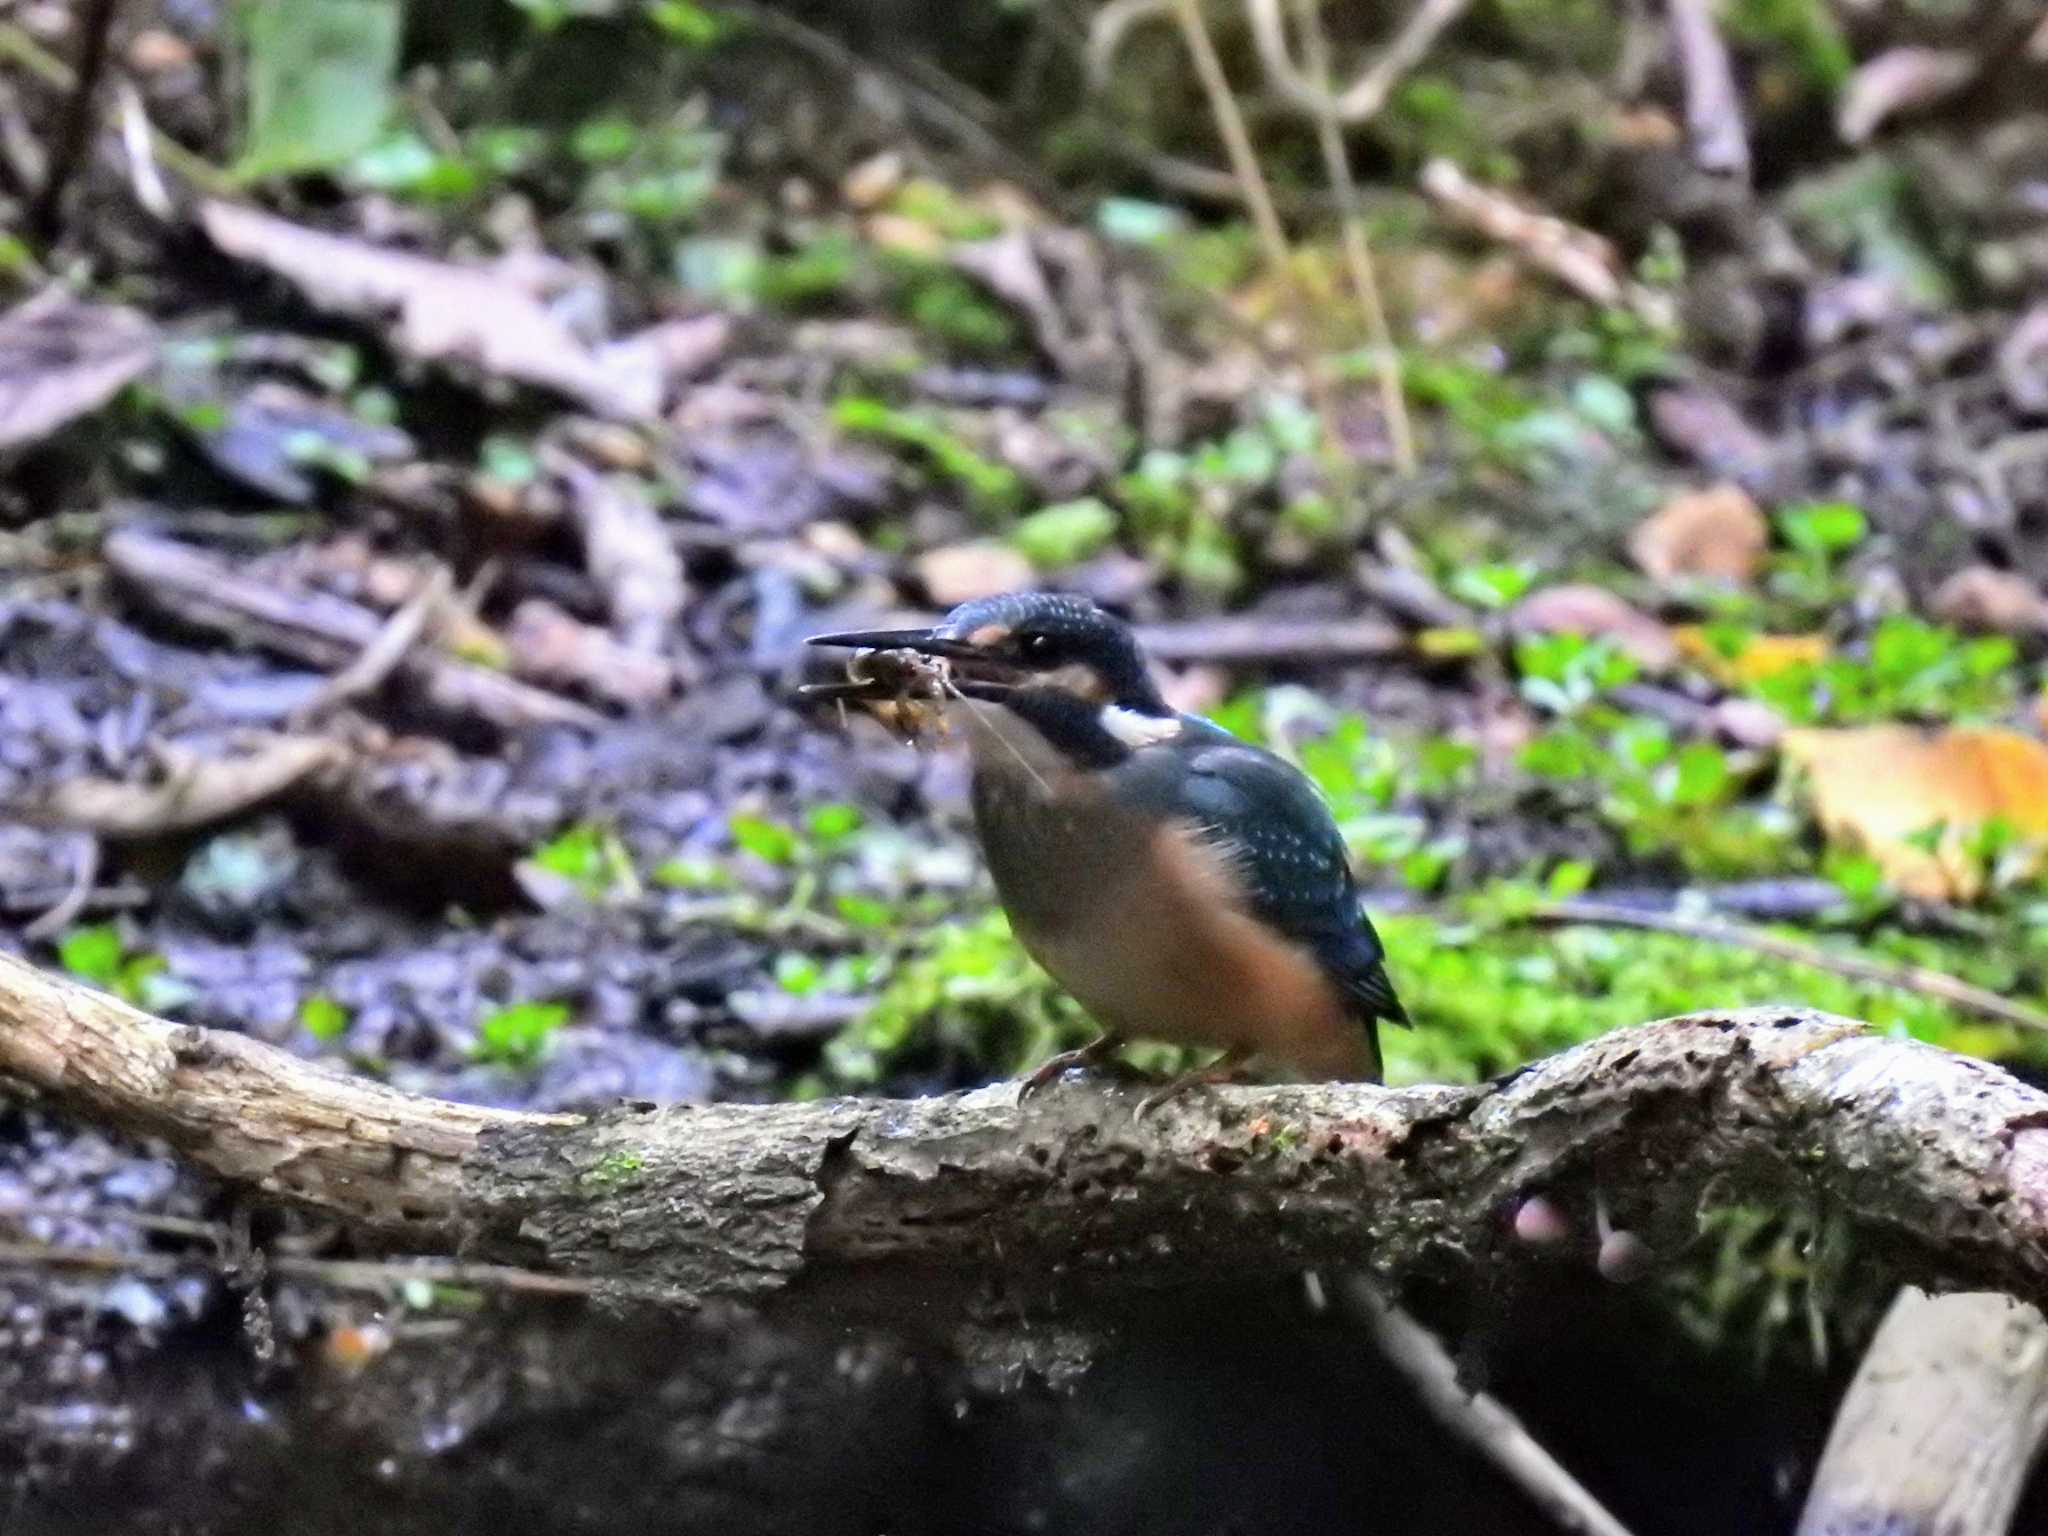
[[4, 951, 2048, 1312]]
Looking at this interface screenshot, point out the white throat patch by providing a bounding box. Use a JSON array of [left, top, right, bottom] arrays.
[[1099, 706, 1181, 749]]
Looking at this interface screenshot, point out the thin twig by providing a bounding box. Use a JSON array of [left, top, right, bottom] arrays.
[[1167, 0, 1341, 442], [115, 77, 173, 221], [1291, 0, 1416, 474], [21, 832, 100, 942], [0, 1238, 602, 1298], [290, 565, 453, 728], [1245, 0, 1469, 124], [1529, 899, 2048, 1036], [1666, 0, 1750, 179], [1344, 1280, 1643, 1536], [30, 0, 121, 242], [1085, 0, 1170, 86]]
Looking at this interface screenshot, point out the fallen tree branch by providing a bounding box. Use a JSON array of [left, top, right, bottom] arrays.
[[1134, 614, 1407, 664], [1419, 160, 1675, 327], [21, 733, 349, 837], [1343, 1279, 1641, 1536], [5, 954, 2048, 1316], [1797, 1289, 2048, 1536], [104, 529, 601, 735], [1667, 0, 1750, 180], [1529, 898, 2048, 1036]]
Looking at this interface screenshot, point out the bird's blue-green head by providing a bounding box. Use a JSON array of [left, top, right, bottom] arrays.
[[808, 591, 1175, 766]]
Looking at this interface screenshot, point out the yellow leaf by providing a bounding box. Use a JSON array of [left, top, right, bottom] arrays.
[[1781, 725, 2048, 900], [1414, 626, 1487, 659], [1674, 627, 1828, 685]]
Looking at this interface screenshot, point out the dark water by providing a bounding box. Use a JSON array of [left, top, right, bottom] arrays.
[[2, 1267, 1878, 1536]]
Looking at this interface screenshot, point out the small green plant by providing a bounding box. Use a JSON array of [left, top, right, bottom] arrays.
[[580, 1150, 647, 1193], [728, 811, 814, 865], [56, 925, 190, 1012], [1724, 0, 1854, 91], [527, 822, 639, 902], [237, 0, 401, 180], [1666, 1204, 1859, 1371], [832, 396, 1024, 516], [1748, 616, 2018, 725], [645, 0, 727, 45], [755, 233, 865, 309], [1769, 501, 1866, 609], [659, 804, 877, 938], [1514, 634, 1640, 714], [824, 909, 1082, 1085], [1378, 899, 2027, 1085], [299, 993, 351, 1041], [1448, 562, 1536, 611], [1108, 446, 1250, 599], [1013, 499, 1120, 569], [899, 268, 1018, 353], [475, 1000, 572, 1069]]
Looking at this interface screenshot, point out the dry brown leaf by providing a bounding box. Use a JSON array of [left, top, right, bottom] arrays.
[[200, 201, 653, 420], [31, 735, 347, 837], [1929, 567, 2048, 636], [1837, 48, 1976, 145], [1629, 484, 1768, 585], [506, 599, 673, 710], [0, 291, 158, 452], [549, 451, 686, 654], [1641, 382, 1776, 488], [595, 314, 731, 416], [1509, 584, 1678, 669], [1782, 725, 2048, 900], [865, 214, 951, 261], [1675, 626, 1827, 684], [914, 542, 1034, 607], [841, 151, 904, 210]]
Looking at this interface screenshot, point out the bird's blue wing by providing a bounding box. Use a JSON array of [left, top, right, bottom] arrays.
[[1113, 726, 1407, 1028]]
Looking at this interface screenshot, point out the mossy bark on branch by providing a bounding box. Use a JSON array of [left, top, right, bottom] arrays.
[[5, 951, 2048, 1314]]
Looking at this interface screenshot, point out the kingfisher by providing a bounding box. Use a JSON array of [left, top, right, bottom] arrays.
[[808, 592, 1406, 1099]]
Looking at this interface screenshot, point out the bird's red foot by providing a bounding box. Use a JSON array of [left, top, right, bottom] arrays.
[[1134, 1049, 1253, 1119], [1017, 1035, 1126, 1101]]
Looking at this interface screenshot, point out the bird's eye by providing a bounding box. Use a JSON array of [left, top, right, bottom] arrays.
[[1017, 632, 1058, 662]]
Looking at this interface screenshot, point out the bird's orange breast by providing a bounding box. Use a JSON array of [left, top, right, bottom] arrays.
[[999, 810, 1369, 1080]]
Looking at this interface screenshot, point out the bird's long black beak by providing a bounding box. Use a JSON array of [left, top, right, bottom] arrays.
[[805, 626, 978, 659]]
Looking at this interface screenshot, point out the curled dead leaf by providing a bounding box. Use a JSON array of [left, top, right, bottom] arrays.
[[1508, 585, 1678, 669], [842, 151, 905, 210], [201, 201, 654, 420], [1629, 484, 1768, 585], [505, 600, 673, 711], [1838, 48, 1976, 145], [1782, 725, 2048, 900], [914, 542, 1034, 607], [1929, 567, 2048, 637], [0, 291, 158, 452]]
